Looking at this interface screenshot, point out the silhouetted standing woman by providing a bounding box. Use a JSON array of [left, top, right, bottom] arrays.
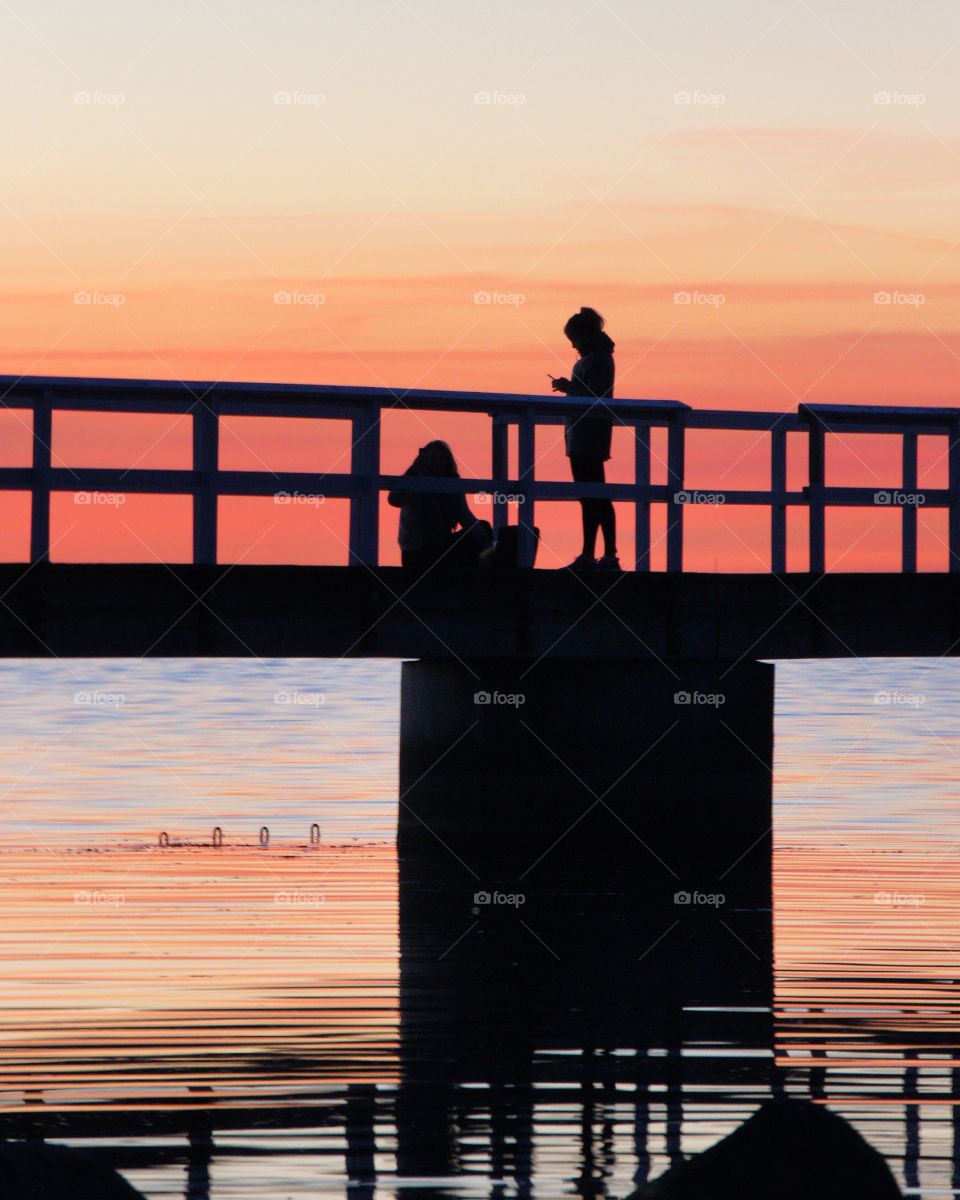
[[550, 307, 620, 570]]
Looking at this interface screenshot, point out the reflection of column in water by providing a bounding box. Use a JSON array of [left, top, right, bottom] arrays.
[[345, 1084, 377, 1200], [599, 1061, 616, 1179], [395, 1080, 456, 1188], [952, 1066, 960, 1193], [573, 1067, 596, 1198], [903, 1050, 920, 1193], [490, 1081, 506, 1189], [632, 1055, 650, 1189], [512, 1083, 534, 1200], [185, 1119, 212, 1200], [809, 1019, 827, 1101], [665, 1044, 683, 1169], [486, 1080, 532, 1197], [570, 1056, 618, 1197]]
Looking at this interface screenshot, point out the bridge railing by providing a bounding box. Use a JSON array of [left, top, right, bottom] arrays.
[[1, 375, 958, 572]]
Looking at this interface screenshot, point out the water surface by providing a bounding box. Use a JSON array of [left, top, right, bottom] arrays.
[[0, 656, 956, 1197]]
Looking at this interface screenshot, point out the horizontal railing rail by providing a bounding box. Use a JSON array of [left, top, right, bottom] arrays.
[[0, 374, 958, 572]]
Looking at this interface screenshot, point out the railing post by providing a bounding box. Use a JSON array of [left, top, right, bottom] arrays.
[[634, 425, 651, 572], [30, 390, 52, 564], [192, 398, 219, 566], [950, 420, 960, 573], [902, 432, 918, 574], [491, 417, 509, 534], [349, 402, 381, 567], [807, 418, 825, 574], [666, 417, 685, 572], [771, 428, 787, 573], [516, 409, 536, 569]]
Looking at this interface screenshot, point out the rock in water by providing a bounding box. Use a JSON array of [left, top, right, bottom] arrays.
[[632, 1099, 902, 1200], [0, 1140, 147, 1199]]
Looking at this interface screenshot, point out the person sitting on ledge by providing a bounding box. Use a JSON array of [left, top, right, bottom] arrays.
[[389, 440, 492, 570]]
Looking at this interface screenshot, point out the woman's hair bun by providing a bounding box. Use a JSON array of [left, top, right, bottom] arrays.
[[565, 306, 605, 339]]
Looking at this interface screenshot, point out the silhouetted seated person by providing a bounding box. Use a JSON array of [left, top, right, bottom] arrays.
[[389, 440, 492, 570]]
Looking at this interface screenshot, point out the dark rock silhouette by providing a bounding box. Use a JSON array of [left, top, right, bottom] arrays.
[[631, 1100, 902, 1200], [0, 1140, 146, 1199]]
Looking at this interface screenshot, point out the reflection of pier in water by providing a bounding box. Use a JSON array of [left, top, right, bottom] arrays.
[[5, 1033, 960, 1195], [394, 844, 774, 1195], [4, 1014, 960, 1194]]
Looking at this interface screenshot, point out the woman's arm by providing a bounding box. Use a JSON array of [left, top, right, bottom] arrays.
[[454, 493, 479, 529], [389, 463, 421, 507]]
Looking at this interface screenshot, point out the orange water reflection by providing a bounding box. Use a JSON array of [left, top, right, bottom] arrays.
[[0, 841, 398, 1112]]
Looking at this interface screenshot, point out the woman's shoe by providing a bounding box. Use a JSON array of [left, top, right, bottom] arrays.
[[564, 554, 596, 571], [596, 554, 623, 571]]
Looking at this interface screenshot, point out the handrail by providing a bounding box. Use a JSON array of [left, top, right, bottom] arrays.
[[0, 374, 957, 572]]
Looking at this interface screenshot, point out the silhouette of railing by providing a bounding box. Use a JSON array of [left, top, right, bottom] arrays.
[[2, 374, 958, 572]]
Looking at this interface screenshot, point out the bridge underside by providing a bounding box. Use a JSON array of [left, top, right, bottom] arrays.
[[0, 564, 958, 660]]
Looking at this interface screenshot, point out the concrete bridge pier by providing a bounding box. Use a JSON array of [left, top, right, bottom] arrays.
[[397, 656, 774, 1057], [395, 657, 774, 1182], [399, 657, 773, 917]]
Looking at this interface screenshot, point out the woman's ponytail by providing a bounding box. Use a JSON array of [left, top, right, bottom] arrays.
[[564, 306, 605, 342]]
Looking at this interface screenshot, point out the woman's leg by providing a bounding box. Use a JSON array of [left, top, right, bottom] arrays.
[[570, 455, 601, 558], [595, 463, 617, 558]]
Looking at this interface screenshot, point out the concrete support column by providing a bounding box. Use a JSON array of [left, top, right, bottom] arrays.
[[400, 658, 771, 904], [398, 655, 773, 1040], [395, 657, 774, 1183]]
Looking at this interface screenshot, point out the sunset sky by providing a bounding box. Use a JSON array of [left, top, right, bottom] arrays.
[[1, 0, 958, 568]]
